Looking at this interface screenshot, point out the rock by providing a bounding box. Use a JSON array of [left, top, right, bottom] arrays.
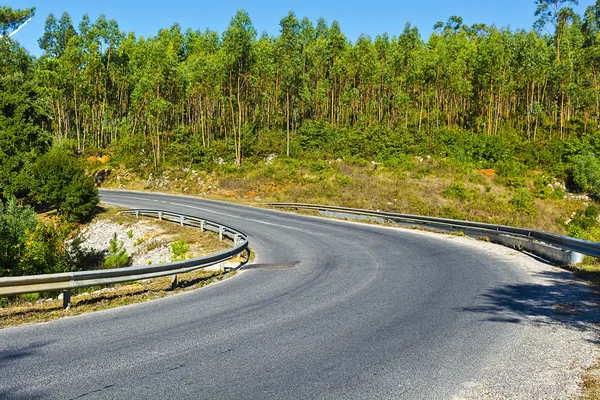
[[266, 153, 277, 165], [94, 169, 110, 186], [58, 293, 64, 301]]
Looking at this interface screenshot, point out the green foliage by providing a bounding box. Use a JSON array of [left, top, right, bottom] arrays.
[[127, 229, 134, 239], [566, 205, 600, 241], [442, 182, 479, 202], [0, 42, 51, 197], [510, 188, 535, 214], [0, 197, 38, 276], [532, 175, 565, 199], [171, 240, 189, 261], [29, 146, 99, 222], [104, 233, 129, 269], [337, 175, 353, 186], [0, 196, 97, 277], [494, 160, 526, 187], [568, 153, 600, 198], [0, 6, 35, 37]]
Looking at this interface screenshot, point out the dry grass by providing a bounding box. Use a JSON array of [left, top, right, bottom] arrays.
[[96, 208, 229, 259], [0, 269, 238, 329], [581, 360, 600, 400], [101, 159, 586, 236], [568, 258, 600, 287]]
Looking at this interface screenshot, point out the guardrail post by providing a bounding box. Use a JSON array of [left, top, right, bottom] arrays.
[[62, 290, 71, 310], [200, 220, 205, 232], [219, 226, 223, 241], [135, 210, 139, 218], [171, 274, 178, 290], [158, 211, 162, 221], [234, 234, 239, 247], [180, 215, 185, 226]]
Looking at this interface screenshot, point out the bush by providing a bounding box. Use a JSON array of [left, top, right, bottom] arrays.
[[566, 205, 600, 241], [0, 197, 38, 276], [510, 188, 534, 214], [29, 146, 99, 222], [171, 240, 189, 261], [442, 182, 478, 202], [568, 153, 600, 198], [104, 233, 129, 269], [494, 160, 526, 187]]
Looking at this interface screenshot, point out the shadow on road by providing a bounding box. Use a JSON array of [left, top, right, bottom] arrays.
[[460, 269, 600, 335], [0, 341, 53, 399], [0, 340, 54, 369]]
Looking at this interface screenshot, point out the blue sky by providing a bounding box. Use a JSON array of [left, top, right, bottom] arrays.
[[6, 0, 595, 56]]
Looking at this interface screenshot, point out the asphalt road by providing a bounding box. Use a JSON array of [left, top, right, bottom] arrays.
[[1, 190, 597, 399]]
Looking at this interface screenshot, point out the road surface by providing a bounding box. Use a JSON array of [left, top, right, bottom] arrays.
[[1, 189, 598, 399]]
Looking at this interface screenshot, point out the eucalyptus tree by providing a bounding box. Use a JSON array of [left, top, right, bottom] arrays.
[[221, 10, 256, 166], [327, 21, 348, 125], [38, 12, 76, 58], [278, 11, 301, 156], [181, 28, 222, 148], [534, 0, 579, 62]]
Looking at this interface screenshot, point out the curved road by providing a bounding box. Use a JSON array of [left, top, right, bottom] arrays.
[[1, 190, 597, 399]]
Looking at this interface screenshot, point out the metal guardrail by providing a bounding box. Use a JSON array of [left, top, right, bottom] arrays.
[[269, 203, 600, 262], [0, 209, 249, 308]]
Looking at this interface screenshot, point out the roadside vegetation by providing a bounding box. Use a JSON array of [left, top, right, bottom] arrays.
[[0, 269, 236, 329], [0, 210, 243, 327]]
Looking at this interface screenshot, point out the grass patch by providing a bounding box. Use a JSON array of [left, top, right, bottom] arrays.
[[581, 360, 600, 400], [100, 156, 589, 237], [567, 258, 600, 287]]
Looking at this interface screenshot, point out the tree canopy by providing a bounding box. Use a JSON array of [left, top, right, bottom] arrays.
[[19, 3, 600, 171]]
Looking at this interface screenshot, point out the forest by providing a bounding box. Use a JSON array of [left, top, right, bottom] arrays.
[[21, 0, 600, 172], [2, 2, 600, 278]]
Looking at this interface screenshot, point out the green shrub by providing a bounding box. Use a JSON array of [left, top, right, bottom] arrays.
[[566, 204, 599, 241], [442, 182, 478, 202], [20, 293, 40, 303], [0, 197, 38, 276], [104, 233, 129, 269], [568, 153, 600, 198], [510, 188, 534, 214], [171, 240, 189, 261], [29, 146, 99, 222], [494, 160, 526, 187], [337, 175, 353, 186]]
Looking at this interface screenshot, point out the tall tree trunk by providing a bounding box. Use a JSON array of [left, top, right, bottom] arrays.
[[286, 88, 290, 157]]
